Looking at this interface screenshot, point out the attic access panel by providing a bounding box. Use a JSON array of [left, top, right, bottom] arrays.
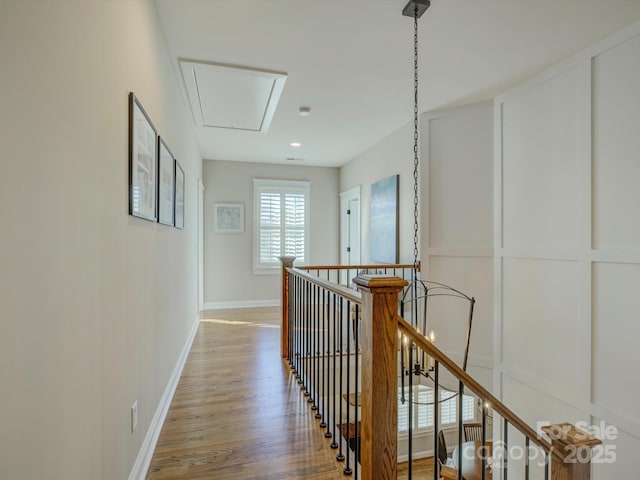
[[180, 60, 287, 132]]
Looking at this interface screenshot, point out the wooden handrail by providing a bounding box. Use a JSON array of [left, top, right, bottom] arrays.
[[281, 265, 602, 480], [287, 267, 362, 305], [397, 316, 554, 455], [289, 267, 551, 453], [297, 261, 420, 272]]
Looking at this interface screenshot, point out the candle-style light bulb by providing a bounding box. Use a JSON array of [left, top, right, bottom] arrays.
[[427, 330, 436, 369]]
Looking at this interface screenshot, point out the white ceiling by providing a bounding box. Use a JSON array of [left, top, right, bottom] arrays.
[[155, 0, 640, 167]]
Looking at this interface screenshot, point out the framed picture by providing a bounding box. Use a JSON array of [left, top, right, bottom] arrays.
[[370, 174, 399, 264], [174, 160, 185, 229], [129, 92, 158, 221], [157, 137, 175, 226], [214, 203, 244, 233]]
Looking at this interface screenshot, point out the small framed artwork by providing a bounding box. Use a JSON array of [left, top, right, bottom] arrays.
[[214, 203, 244, 233], [129, 92, 158, 221], [174, 160, 185, 229], [157, 137, 175, 226]]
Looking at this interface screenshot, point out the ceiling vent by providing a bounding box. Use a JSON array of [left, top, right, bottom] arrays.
[[180, 60, 287, 133]]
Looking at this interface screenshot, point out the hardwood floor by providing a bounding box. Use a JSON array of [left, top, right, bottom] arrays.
[[146, 307, 346, 480], [146, 306, 436, 479], [398, 457, 435, 479]]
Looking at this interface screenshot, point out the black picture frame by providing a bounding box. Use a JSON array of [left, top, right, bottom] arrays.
[[174, 160, 185, 229], [157, 136, 176, 226], [129, 92, 158, 221]]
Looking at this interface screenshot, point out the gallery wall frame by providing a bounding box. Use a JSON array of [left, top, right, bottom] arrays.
[[174, 161, 185, 229], [129, 92, 158, 221], [214, 203, 244, 233], [370, 174, 399, 264], [157, 136, 176, 226]]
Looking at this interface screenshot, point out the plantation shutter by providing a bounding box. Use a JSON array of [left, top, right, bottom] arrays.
[[259, 192, 281, 264], [284, 193, 305, 259], [253, 179, 309, 272]]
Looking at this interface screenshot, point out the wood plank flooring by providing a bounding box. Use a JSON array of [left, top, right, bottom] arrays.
[[146, 306, 435, 479], [146, 307, 346, 480]]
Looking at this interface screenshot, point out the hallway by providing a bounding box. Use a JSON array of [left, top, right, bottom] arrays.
[[146, 307, 345, 479]]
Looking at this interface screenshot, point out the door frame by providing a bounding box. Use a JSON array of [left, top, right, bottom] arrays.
[[339, 185, 361, 267]]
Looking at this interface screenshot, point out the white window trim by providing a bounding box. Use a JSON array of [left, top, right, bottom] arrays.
[[253, 178, 310, 275]]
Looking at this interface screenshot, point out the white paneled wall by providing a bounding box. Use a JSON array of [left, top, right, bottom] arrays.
[[495, 20, 640, 479], [592, 33, 640, 250], [422, 102, 494, 391], [501, 66, 582, 252]]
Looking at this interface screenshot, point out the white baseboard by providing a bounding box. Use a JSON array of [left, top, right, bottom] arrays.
[[397, 448, 433, 463], [203, 299, 280, 310], [128, 316, 200, 480]]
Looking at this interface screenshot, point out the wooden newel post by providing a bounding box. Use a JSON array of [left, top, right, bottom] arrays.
[[542, 423, 602, 480], [353, 274, 409, 480], [279, 256, 296, 358]]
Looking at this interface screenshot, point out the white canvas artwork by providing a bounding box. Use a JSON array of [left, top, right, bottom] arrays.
[[215, 203, 244, 233]]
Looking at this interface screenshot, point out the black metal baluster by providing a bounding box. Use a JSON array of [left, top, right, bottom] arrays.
[[312, 285, 319, 412], [304, 281, 311, 399], [458, 382, 463, 480], [319, 288, 327, 427], [344, 299, 352, 476], [408, 343, 414, 479], [337, 297, 345, 462], [299, 277, 305, 385], [288, 275, 293, 368], [354, 303, 359, 477], [525, 436, 530, 480], [296, 276, 301, 380], [324, 292, 336, 440], [433, 361, 439, 480], [504, 417, 509, 480], [482, 401, 487, 480], [289, 275, 294, 366], [330, 293, 338, 446], [324, 290, 331, 436]]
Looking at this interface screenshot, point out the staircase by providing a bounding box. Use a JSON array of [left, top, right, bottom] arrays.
[[280, 258, 602, 480]]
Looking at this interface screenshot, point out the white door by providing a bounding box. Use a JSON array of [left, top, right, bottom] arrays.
[[340, 186, 361, 285], [347, 197, 360, 265]]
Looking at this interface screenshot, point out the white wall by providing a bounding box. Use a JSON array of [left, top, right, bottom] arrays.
[[0, 1, 202, 479], [495, 20, 640, 479], [203, 160, 339, 308], [340, 122, 416, 265], [422, 102, 494, 391]]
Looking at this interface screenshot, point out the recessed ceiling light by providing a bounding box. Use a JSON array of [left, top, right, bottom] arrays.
[[298, 106, 311, 117], [290, 142, 301, 148]]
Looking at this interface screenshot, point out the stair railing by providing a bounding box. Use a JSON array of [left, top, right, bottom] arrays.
[[280, 261, 602, 480], [296, 262, 418, 288]]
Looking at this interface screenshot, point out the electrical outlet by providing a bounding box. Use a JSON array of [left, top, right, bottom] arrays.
[[131, 400, 138, 433]]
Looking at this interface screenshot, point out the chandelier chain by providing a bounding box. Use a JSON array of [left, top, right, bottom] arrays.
[[413, 7, 420, 272]]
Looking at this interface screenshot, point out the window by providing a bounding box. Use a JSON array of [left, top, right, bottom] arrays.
[[253, 179, 310, 273], [398, 385, 475, 433]]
